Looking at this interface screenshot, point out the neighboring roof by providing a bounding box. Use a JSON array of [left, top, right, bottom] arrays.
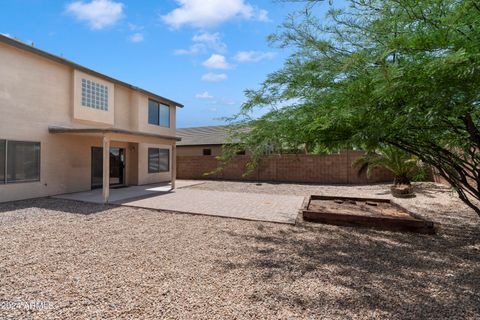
[[49, 126, 182, 141], [0, 34, 184, 108], [176, 125, 232, 146]]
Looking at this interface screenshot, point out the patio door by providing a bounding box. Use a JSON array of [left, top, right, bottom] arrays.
[[91, 147, 125, 189]]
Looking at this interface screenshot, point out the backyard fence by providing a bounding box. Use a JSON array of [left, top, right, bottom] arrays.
[[176, 150, 394, 184]]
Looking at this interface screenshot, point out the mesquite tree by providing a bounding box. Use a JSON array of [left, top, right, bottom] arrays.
[[222, 0, 480, 215]]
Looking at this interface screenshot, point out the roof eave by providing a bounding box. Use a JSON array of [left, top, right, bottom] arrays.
[[0, 35, 184, 108], [48, 126, 182, 141], [177, 143, 226, 147]]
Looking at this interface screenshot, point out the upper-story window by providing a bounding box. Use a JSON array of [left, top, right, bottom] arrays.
[[81, 78, 109, 111], [148, 99, 170, 128]]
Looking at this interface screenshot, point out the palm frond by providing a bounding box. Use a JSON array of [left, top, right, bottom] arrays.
[[352, 146, 421, 183]]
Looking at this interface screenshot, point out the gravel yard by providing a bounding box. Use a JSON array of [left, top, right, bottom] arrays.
[[1, 182, 480, 319]]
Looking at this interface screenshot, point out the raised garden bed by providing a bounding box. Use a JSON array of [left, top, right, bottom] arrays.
[[302, 195, 435, 234]]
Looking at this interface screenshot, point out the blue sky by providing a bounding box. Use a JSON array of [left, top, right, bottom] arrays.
[[0, 0, 335, 128]]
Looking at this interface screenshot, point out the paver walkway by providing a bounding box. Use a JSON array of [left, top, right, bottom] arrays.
[[120, 189, 304, 224]]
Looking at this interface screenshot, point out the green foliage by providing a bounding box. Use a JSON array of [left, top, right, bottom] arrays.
[[222, 0, 480, 215], [352, 146, 422, 185], [412, 166, 431, 182]]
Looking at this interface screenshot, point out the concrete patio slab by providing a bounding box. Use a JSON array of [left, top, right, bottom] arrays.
[[120, 189, 304, 224], [54, 181, 304, 224], [53, 180, 205, 204]]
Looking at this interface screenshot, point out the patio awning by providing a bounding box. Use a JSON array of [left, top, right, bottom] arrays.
[[49, 125, 179, 203], [48, 126, 182, 141]]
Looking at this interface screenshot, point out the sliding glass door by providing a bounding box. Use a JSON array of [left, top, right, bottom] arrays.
[[91, 147, 125, 189]]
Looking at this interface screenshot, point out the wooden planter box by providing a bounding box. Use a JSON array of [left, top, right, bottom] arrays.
[[302, 195, 435, 234]]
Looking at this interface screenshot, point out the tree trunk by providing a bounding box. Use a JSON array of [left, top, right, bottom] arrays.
[[393, 175, 411, 185]]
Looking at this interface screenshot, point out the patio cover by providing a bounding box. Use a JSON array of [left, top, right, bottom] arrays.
[[48, 126, 181, 203]]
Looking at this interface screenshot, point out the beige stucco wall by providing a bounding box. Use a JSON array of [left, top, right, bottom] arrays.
[[177, 145, 223, 156], [73, 70, 115, 126], [127, 142, 139, 185], [0, 42, 177, 203]]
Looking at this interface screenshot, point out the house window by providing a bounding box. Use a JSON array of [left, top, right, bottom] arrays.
[[0, 140, 5, 184], [203, 148, 212, 156], [160, 104, 170, 128], [3, 141, 41, 183], [81, 78, 108, 111], [148, 148, 169, 173], [148, 99, 170, 128]]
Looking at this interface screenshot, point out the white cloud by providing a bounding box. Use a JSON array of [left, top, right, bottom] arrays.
[[161, 0, 268, 29], [201, 73, 227, 82], [174, 32, 226, 56], [129, 33, 144, 43], [195, 91, 214, 99], [192, 32, 226, 53], [234, 51, 276, 62], [255, 9, 270, 22], [1, 33, 12, 38], [174, 43, 206, 55], [223, 99, 236, 105], [203, 54, 230, 69], [192, 32, 217, 43], [66, 0, 124, 30], [128, 23, 144, 31], [212, 98, 235, 105]]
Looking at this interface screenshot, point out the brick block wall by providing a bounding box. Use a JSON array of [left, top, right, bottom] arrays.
[[176, 150, 394, 184]]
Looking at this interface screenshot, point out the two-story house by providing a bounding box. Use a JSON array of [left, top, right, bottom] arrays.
[[0, 34, 183, 203]]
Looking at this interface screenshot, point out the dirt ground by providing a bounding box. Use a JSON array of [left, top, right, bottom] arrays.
[[307, 198, 412, 218]]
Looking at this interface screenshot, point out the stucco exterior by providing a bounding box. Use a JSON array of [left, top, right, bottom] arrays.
[[0, 37, 182, 203]]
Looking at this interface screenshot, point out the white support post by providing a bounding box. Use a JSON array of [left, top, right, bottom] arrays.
[[171, 143, 176, 190], [102, 135, 110, 204]]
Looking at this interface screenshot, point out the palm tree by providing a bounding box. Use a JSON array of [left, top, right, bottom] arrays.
[[352, 146, 421, 185]]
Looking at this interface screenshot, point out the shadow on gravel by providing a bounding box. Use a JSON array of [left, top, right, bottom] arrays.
[[412, 183, 455, 198], [0, 198, 112, 215], [216, 217, 480, 319]]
